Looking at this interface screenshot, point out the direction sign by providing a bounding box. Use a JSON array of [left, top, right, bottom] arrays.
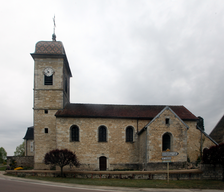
[[162, 157, 171, 160], [162, 152, 179, 157], [162, 160, 171, 163]]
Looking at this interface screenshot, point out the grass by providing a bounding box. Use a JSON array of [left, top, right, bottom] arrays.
[[0, 167, 6, 171], [5, 174, 224, 189], [0, 164, 7, 171]]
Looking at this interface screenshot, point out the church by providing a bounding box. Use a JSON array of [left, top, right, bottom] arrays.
[[25, 37, 217, 171]]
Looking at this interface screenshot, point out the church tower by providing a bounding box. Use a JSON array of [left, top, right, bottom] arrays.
[[31, 40, 72, 169]]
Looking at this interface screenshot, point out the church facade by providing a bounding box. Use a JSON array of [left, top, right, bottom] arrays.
[[30, 39, 216, 170]]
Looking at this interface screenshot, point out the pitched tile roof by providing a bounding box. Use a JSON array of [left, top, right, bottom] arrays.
[[209, 115, 224, 144], [23, 126, 34, 140], [55, 103, 198, 121]]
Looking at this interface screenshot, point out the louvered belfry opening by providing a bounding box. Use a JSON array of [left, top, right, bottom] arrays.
[[44, 75, 53, 85]]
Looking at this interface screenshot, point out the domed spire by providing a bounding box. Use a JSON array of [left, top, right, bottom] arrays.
[[52, 15, 56, 41]]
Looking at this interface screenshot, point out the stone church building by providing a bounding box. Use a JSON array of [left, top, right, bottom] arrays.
[[27, 39, 217, 170]]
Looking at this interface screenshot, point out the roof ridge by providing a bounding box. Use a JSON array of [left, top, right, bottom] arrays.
[[68, 103, 184, 107]]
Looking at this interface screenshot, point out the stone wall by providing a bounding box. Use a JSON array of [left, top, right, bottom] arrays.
[[138, 128, 147, 165], [7, 156, 34, 168], [24, 140, 34, 156], [34, 109, 58, 169], [6, 164, 223, 180], [56, 117, 141, 170], [201, 164, 223, 180], [145, 162, 188, 171], [147, 108, 188, 163], [187, 121, 215, 162], [33, 57, 70, 169]]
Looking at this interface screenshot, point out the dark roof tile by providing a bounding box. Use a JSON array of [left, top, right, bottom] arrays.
[[209, 115, 224, 144], [55, 103, 197, 120], [35, 41, 65, 54], [23, 126, 34, 140]]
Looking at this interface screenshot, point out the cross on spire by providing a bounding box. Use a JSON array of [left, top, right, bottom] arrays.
[[52, 15, 56, 41]]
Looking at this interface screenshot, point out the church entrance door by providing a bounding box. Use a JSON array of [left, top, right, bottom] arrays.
[[99, 156, 107, 170]]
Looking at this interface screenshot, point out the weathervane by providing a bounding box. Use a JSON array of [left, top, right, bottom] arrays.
[[52, 15, 56, 41]]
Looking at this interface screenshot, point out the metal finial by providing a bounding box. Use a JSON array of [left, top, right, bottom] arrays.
[[52, 15, 56, 41]]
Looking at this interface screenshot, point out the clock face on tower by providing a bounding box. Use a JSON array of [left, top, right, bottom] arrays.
[[43, 67, 54, 76]]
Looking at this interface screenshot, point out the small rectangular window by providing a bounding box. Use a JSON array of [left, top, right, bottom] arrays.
[[45, 128, 48, 133], [44, 75, 53, 85], [30, 141, 34, 152], [165, 118, 170, 125], [44, 110, 48, 114]]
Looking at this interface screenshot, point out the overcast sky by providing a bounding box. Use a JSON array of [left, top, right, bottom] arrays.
[[0, 0, 224, 156]]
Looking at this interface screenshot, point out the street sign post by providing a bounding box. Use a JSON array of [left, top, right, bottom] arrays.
[[161, 151, 179, 183], [162, 160, 171, 163], [161, 157, 171, 160], [162, 152, 179, 157]]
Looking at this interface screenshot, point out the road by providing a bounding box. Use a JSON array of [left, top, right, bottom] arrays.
[[0, 172, 224, 192], [0, 177, 112, 192]]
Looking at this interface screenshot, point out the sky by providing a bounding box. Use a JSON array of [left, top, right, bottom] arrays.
[[0, 0, 224, 156]]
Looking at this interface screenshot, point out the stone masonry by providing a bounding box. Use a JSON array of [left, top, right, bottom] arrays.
[[30, 40, 216, 170]]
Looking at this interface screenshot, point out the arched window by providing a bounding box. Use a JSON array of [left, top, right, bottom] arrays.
[[98, 126, 107, 142], [162, 133, 171, 151], [126, 126, 133, 142], [70, 125, 79, 142]]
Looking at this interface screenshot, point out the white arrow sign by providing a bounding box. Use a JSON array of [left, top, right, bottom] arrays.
[[162, 157, 172, 160], [162, 152, 179, 157]]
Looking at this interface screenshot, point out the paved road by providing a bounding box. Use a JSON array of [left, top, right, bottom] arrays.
[[0, 172, 224, 192], [0, 177, 112, 192]]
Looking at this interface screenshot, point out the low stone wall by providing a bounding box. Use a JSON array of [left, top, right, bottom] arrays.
[[5, 164, 223, 180], [201, 164, 222, 180], [75, 162, 191, 171], [4, 169, 203, 180], [144, 162, 190, 171], [7, 156, 34, 168]]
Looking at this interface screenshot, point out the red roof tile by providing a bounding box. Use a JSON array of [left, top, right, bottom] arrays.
[[55, 103, 197, 121]]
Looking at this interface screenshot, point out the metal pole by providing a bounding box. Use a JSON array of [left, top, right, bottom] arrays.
[[167, 162, 169, 183]]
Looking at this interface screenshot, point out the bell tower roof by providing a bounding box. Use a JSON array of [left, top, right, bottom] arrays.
[[35, 41, 65, 54], [31, 40, 72, 77]]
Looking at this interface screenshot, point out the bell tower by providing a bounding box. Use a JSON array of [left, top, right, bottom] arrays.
[[31, 40, 72, 169]]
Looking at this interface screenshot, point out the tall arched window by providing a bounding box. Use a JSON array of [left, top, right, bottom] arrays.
[[162, 132, 171, 151], [126, 126, 133, 142], [98, 126, 107, 142], [70, 125, 79, 142]]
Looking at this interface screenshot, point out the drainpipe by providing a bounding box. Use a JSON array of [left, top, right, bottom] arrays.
[[25, 139, 27, 156], [200, 131, 203, 158], [145, 126, 148, 170], [137, 119, 139, 132]]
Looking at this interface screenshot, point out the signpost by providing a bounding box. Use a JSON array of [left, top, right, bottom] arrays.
[[162, 152, 179, 156], [162, 151, 179, 183]]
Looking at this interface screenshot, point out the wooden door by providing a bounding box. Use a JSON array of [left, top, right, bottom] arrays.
[[99, 156, 107, 170]]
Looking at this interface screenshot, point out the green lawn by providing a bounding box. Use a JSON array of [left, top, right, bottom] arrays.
[[0, 164, 7, 171], [5, 174, 224, 189]]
